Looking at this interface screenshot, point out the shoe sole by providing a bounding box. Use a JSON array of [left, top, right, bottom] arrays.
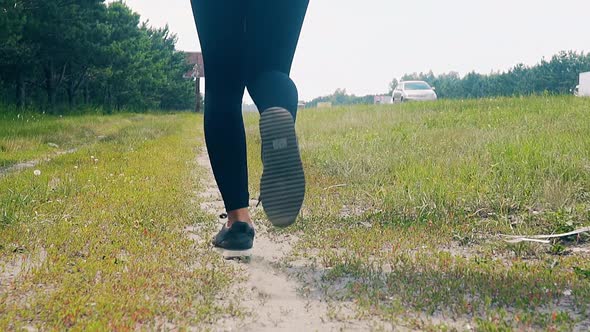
[[259, 108, 306, 228], [215, 248, 252, 260]]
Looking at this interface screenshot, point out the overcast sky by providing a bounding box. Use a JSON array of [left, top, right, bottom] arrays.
[[114, 0, 590, 101]]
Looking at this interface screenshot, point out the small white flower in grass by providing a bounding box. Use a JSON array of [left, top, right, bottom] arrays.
[[33, 170, 41, 176]]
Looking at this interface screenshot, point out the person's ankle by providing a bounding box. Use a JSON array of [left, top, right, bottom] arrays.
[[227, 208, 252, 227]]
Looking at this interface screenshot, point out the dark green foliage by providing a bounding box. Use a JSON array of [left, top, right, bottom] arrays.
[[574, 267, 590, 280], [399, 51, 590, 99], [0, 0, 195, 111], [308, 51, 590, 106], [307, 88, 375, 108]]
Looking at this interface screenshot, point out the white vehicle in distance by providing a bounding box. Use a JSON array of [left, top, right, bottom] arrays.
[[392, 80, 437, 102]]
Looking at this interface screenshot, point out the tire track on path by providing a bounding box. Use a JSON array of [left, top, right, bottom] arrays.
[[190, 147, 387, 331]]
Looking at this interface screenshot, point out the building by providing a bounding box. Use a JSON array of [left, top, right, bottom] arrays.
[[576, 72, 590, 97], [183, 52, 205, 112]]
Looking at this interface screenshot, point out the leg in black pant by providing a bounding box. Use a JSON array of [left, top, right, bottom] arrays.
[[191, 0, 248, 214], [191, 0, 308, 225], [245, 1, 309, 121]]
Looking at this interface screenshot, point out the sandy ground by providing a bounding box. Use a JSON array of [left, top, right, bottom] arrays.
[[2, 143, 587, 330], [190, 147, 590, 331], [190, 148, 394, 332], [0, 148, 78, 178]]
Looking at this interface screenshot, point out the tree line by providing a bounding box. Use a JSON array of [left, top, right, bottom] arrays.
[[307, 51, 590, 107], [0, 0, 195, 112], [306, 88, 373, 108], [392, 51, 590, 99]]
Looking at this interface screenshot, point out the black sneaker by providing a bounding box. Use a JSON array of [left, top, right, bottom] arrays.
[[259, 107, 306, 228], [212, 221, 255, 259]]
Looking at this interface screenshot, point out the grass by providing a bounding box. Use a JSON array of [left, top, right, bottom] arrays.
[[1, 95, 590, 330], [0, 109, 161, 168], [244, 96, 590, 330], [0, 112, 238, 330]]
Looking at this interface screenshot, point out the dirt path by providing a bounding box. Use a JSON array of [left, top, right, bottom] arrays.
[[0, 148, 78, 177], [0, 135, 112, 178], [190, 148, 389, 332]]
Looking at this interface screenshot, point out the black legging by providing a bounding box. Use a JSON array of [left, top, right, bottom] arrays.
[[190, 0, 309, 212]]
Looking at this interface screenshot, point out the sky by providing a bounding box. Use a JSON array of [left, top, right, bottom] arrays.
[[113, 0, 590, 101]]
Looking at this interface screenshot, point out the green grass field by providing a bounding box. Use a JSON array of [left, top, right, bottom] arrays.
[[1, 96, 590, 330]]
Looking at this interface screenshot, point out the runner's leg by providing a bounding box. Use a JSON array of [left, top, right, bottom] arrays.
[[191, 0, 250, 215], [245, 0, 309, 121]]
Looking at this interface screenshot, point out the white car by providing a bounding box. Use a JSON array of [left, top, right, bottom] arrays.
[[392, 81, 437, 102]]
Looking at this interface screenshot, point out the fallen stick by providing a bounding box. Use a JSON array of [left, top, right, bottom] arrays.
[[503, 238, 551, 244], [323, 184, 347, 190], [501, 227, 590, 244]]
